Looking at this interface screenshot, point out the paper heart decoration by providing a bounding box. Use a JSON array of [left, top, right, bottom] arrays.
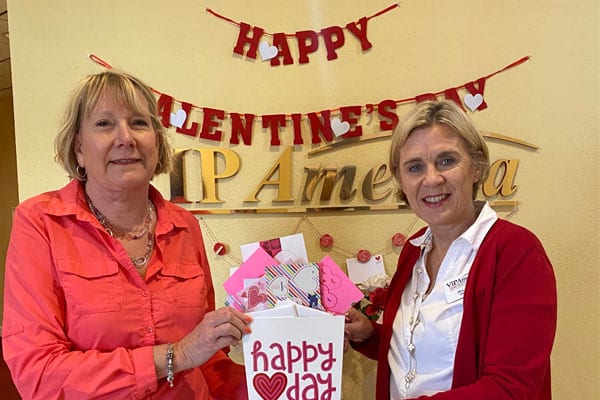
[[170, 109, 187, 128], [321, 284, 338, 308], [320, 265, 342, 290], [247, 285, 267, 309], [331, 117, 350, 137], [268, 276, 289, 299], [464, 93, 484, 112], [253, 372, 287, 400], [259, 41, 278, 61], [292, 266, 320, 292]]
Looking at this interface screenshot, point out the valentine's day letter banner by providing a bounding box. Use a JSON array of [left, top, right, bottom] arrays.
[[242, 303, 344, 400]]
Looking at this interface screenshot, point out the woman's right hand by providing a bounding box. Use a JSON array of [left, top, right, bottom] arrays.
[[344, 307, 374, 346], [176, 306, 252, 369]]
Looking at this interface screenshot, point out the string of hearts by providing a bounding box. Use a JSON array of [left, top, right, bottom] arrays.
[[199, 205, 518, 267], [88, 54, 530, 145], [206, 4, 400, 66], [199, 214, 420, 267]]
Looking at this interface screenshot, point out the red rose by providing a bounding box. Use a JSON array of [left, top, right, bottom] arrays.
[[364, 304, 379, 317], [369, 287, 388, 309]]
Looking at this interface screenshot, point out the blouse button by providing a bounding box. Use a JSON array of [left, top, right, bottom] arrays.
[[147, 326, 154, 333]]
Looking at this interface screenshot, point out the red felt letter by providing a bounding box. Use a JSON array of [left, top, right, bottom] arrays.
[[339, 105, 363, 138], [233, 22, 264, 60], [230, 113, 255, 145], [291, 113, 304, 145], [307, 110, 334, 144], [443, 88, 465, 110], [320, 26, 345, 61], [377, 99, 398, 131], [199, 107, 225, 142], [261, 114, 287, 146], [464, 78, 488, 110], [156, 94, 173, 128], [296, 30, 319, 64], [346, 17, 372, 51], [175, 102, 199, 138], [270, 32, 294, 66]]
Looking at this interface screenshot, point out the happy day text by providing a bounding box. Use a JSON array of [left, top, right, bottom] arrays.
[[251, 339, 336, 373]]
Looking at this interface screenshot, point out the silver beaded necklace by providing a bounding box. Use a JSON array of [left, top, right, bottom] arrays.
[[405, 266, 425, 389], [85, 192, 155, 267]]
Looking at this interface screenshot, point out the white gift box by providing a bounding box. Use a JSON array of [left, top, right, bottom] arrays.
[[242, 302, 345, 400]]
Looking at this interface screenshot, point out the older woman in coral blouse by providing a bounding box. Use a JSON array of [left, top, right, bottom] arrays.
[[3, 70, 251, 399]]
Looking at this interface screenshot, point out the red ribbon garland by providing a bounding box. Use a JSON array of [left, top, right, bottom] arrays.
[[88, 53, 529, 118]]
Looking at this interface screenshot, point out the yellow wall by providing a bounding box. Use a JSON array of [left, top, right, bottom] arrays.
[[5, 0, 599, 398]]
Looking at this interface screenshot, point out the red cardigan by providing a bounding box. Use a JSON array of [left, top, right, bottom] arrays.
[[353, 219, 557, 400]]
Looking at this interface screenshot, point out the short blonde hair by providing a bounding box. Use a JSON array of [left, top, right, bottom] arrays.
[[54, 70, 171, 180], [389, 100, 490, 201]]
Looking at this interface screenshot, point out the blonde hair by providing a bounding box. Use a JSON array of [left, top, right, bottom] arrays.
[[389, 100, 490, 201], [54, 70, 171, 180]]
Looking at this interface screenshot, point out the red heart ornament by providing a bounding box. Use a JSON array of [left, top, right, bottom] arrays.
[[253, 372, 287, 400]]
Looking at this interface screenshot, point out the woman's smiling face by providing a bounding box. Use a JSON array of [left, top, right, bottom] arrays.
[[398, 123, 479, 231], [74, 89, 158, 194]]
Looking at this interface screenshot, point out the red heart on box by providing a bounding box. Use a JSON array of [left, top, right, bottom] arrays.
[[253, 372, 287, 400]]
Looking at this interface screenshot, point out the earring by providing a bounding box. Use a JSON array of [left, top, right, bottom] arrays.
[[75, 165, 87, 180]]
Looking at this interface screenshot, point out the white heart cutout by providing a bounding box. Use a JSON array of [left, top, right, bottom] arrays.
[[464, 93, 483, 111], [291, 266, 320, 292], [259, 41, 278, 61], [331, 117, 350, 137], [170, 109, 187, 128]]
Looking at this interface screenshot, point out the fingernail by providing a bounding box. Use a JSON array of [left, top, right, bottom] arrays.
[[245, 326, 252, 334]]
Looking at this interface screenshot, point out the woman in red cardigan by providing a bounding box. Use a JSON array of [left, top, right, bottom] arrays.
[[345, 100, 557, 400]]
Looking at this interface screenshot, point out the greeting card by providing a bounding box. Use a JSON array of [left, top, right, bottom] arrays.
[[223, 247, 277, 311], [318, 256, 364, 315], [346, 254, 386, 284], [241, 233, 308, 265], [264, 262, 323, 310]]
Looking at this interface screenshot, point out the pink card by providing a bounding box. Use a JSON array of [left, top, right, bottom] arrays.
[[318, 256, 365, 315], [223, 247, 277, 310]]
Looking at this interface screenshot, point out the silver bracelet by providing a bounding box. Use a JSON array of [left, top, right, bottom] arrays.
[[166, 343, 174, 388]]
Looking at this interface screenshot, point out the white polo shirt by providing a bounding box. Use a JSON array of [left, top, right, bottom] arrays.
[[388, 202, 497, 399]]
